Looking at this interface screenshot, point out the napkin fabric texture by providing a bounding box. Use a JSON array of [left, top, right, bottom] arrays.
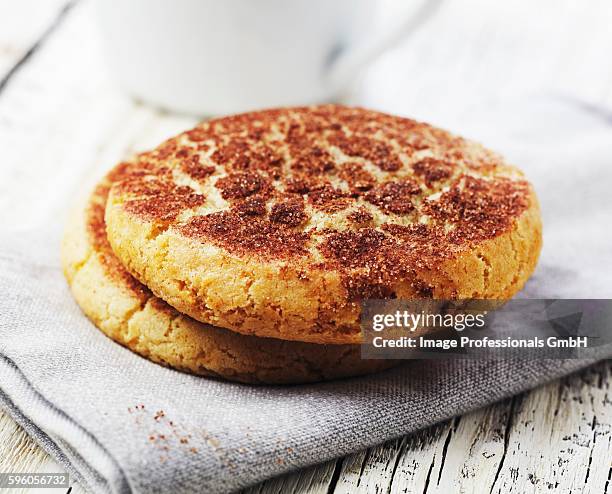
[[1, 96, 612, 493]]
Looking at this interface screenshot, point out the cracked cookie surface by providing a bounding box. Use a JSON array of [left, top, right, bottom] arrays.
[[105, 105, 542, 344], [61, 174, 396, 384]]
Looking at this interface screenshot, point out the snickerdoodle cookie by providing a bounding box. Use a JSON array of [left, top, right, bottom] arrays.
[[61, 174, 395, 383], [104, 105, 542, 345]]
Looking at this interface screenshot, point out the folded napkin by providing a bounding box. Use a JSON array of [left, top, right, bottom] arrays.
[[1, 96, 611, 494]]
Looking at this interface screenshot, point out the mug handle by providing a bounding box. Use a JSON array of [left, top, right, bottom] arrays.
[[325, 0, 445, 92]]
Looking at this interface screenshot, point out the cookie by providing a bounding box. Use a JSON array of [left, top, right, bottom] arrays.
[[105, 105, 542, 344], [61, 175, 395, 384]]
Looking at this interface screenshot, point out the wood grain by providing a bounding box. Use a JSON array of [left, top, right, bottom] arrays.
[[490, 363, 612, 494], [245, 362, 611, 494], [2, 362, 610, 493], [0, 1, 610, 493], [0, 412, 86, 494]]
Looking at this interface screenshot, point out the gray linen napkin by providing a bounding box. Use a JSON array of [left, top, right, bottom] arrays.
[[1, 96, 611, 494]]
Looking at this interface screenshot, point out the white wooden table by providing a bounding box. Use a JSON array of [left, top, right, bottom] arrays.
[[0, 1, 611, 492]]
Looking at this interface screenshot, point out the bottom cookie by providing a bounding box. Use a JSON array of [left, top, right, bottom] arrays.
[[61, 175, 396, 384]]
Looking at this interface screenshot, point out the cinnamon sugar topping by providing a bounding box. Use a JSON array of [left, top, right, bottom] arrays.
[[424, 175, 530, 242], [306, 183, 350, 212], [364, 180, 420, 215], [178, 212, 310, 258], [412, 157, 454, 185], [216, 172, 271, 200], [339, 162, 376, 193], [110, 105, 532, 297], [270, 200, 307, 226], [329, 134, 402, 171], [232, 196, 266, 217], [347, 208, 373, 225]]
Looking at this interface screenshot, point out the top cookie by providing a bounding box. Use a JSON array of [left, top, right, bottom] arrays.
[[105, 105, 542, 344]]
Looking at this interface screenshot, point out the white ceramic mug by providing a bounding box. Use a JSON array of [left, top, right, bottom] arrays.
[[94, 0, 442, 116]]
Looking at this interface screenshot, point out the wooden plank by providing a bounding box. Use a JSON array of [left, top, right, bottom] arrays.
[[5, 361, 609, 494], [0, 2, 194, 491], [0, 1, 196, 231], [490, 361, 612, 494], [0, 1, 611, 494], [0, 411, 86, 494], [0, 0, 70, 82], [388, 421, 454, 494], [332, 437, 407, 493], [247, 421, 455, 494], [242, 460, 338, 494], [430, 401, 514, 493], [312, 401, 512, 494], [247, 362, 611, 494]]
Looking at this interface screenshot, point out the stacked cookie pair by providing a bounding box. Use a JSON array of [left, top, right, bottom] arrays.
[[61, 105, 542, 384]]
